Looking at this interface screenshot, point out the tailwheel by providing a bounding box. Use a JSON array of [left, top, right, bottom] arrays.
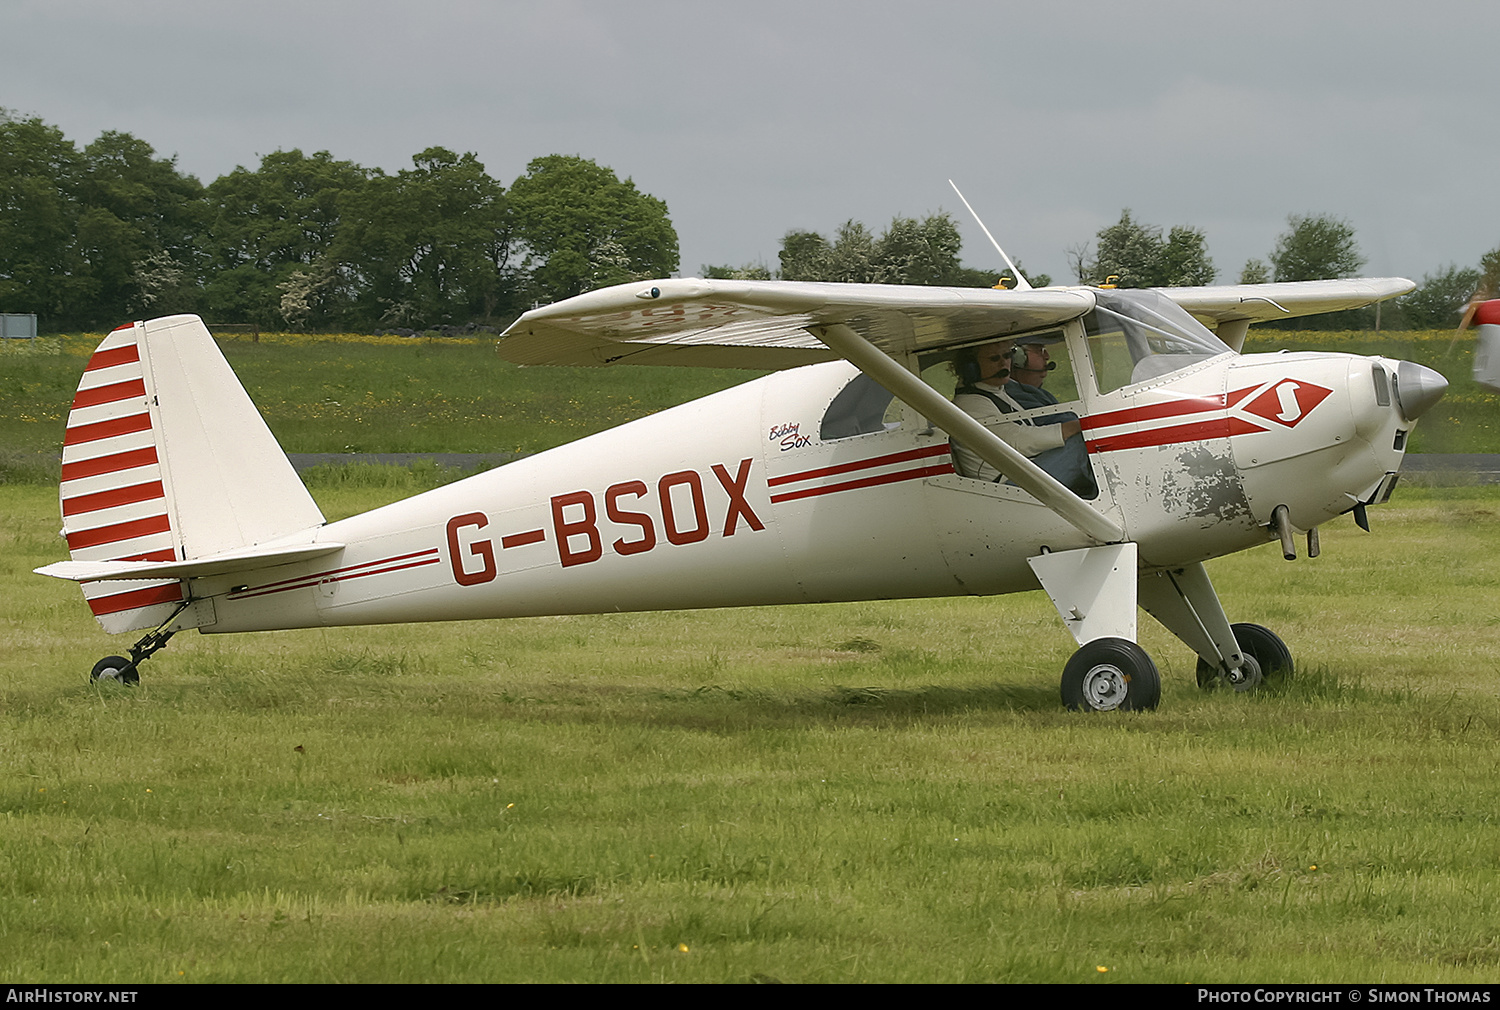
[[90, 656, 139, 685], [86, 603, 188, 686], [1196, 623, 1293, 692], [1061, 637, 1161, 712]]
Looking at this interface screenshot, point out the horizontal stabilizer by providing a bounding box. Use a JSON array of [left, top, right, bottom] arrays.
[[35, 542, 345, 584]]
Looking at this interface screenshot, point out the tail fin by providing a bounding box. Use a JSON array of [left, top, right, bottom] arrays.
[[56, 315, 324, 633]]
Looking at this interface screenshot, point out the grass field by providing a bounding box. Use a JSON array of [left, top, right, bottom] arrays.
[[2, 325, 1497, 982], [2, 480, 1499, 983]]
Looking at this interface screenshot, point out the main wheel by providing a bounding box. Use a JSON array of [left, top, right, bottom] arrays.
[[1196, 623, 1293, 691], [1061, 638, 1161, 712], [90, 655, 139, 685]]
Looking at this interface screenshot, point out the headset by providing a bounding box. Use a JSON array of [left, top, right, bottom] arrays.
[[955, 343, 1054, 386], [1011, 344, 1058, 375], [953, 345, 996, 386]]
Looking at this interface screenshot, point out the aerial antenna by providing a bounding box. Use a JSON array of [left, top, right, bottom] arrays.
[[948, 179, 1032, 291]]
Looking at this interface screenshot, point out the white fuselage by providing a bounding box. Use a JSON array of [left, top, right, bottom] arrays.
[[195, 345, 1409, 635]]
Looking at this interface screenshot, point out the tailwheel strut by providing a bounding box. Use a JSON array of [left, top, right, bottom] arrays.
[[90, 600, 192, 685]]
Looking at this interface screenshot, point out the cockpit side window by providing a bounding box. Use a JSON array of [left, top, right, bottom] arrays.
[[916, 328, 1099, 499], [916, 328, 1079, 406], [1084, 289, 1232, 393]]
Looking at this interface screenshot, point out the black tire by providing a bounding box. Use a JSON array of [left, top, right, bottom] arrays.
[[1061, 637, 1161, 712], [1196, 623, 1293, 691], [91, 655, 139, 685]]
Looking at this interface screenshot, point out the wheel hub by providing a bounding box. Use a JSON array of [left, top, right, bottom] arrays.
[[1081, 664, 1131, 711], [1222, 655, 1263, 692]]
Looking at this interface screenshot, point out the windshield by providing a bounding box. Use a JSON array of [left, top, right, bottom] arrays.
[[1084, 289, 1231, 393]]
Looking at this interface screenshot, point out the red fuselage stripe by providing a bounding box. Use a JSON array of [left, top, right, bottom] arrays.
[[770, 463, 954, 503], [228, 555, 443, 600], [1225, 384, 1261, 407], [1087, 418, 1233, 453], [768, 443, 952, 487], [225, 548, 439, 596], [1081, 394, 1226, 431], [238, 547, 438, 592]]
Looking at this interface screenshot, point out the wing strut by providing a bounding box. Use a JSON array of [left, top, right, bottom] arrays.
[[810, 324, 1125, 544]]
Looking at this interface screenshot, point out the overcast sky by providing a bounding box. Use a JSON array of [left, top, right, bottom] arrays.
[[4, 0, 1495, 286]]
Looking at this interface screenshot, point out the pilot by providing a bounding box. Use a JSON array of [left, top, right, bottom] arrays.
[[950, 340, 1081, 482]]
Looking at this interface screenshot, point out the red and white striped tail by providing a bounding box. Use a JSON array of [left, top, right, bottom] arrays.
[[61, 323, 185, 632], [57, 316, 325, 635]]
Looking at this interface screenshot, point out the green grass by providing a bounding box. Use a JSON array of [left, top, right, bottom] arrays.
[[2, 325, 1497, 981], [3, 482, 1499, 982]]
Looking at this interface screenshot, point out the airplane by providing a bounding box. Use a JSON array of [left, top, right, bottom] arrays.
[[35, 267, 1453, 711]]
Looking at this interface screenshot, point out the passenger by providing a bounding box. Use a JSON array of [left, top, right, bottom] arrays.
[[1006, 343, 1062, 411], [950, 341, 1080, 482]]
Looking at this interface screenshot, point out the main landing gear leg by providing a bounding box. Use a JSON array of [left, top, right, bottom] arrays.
[[1029, 543, 1161, 712], [1138, 564, 1293, 692], [89, 600, 191, 686]]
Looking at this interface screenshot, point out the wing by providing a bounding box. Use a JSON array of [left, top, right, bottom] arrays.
[[1163, 277, 1415, 326], [499, 276, 1414, 369], [498, 278, 1096, 369]]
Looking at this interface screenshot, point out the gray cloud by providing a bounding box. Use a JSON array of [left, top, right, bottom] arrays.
[[4, 0, 1494, 285]]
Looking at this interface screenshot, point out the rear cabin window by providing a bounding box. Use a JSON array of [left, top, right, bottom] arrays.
[[820, 373, 896, 440]]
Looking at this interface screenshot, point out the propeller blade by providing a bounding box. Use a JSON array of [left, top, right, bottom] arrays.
[[1454, 299, 1480, 344], [1449, 291, 1494, 352]]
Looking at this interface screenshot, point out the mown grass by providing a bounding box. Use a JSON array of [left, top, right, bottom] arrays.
[[3, 482, 1499, 983], [2, 325, 1496, 981]]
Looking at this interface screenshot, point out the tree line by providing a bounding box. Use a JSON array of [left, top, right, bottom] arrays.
[[718, 207, 1498, 330], [3, 110, 1495, 332], [0, 112, 678, 331]]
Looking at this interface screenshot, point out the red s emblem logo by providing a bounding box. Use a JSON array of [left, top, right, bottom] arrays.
[[1241, 381, 1332, 428]]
